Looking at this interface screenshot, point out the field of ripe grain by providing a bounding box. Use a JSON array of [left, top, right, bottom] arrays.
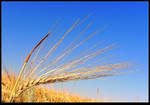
[[2, 71, 101, 102]]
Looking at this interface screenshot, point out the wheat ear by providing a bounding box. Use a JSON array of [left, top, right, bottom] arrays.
[[8, 32, 51, 102]]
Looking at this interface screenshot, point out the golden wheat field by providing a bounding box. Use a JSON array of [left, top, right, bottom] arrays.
[[2, 70, 101, 102], [2, 15, 135, 103]]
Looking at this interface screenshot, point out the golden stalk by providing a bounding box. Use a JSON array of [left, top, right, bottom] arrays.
[[8, 32, 51, 102], [2, 15, 135, 102]]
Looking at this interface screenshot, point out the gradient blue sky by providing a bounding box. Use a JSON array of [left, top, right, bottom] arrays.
[[2, 2, 148, 102]]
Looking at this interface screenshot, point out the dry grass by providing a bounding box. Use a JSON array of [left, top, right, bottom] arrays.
[[2, 71, 100, 102], [2, 16, 134, 102]]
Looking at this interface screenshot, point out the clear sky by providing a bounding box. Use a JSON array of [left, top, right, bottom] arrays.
[[2, 2, 148, 102]]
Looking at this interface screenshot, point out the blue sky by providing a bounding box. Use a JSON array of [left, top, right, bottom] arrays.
[[2, 2, 148, 102]]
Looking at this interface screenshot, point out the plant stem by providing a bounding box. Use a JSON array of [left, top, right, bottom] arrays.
[[8, 32, 51, 102]]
